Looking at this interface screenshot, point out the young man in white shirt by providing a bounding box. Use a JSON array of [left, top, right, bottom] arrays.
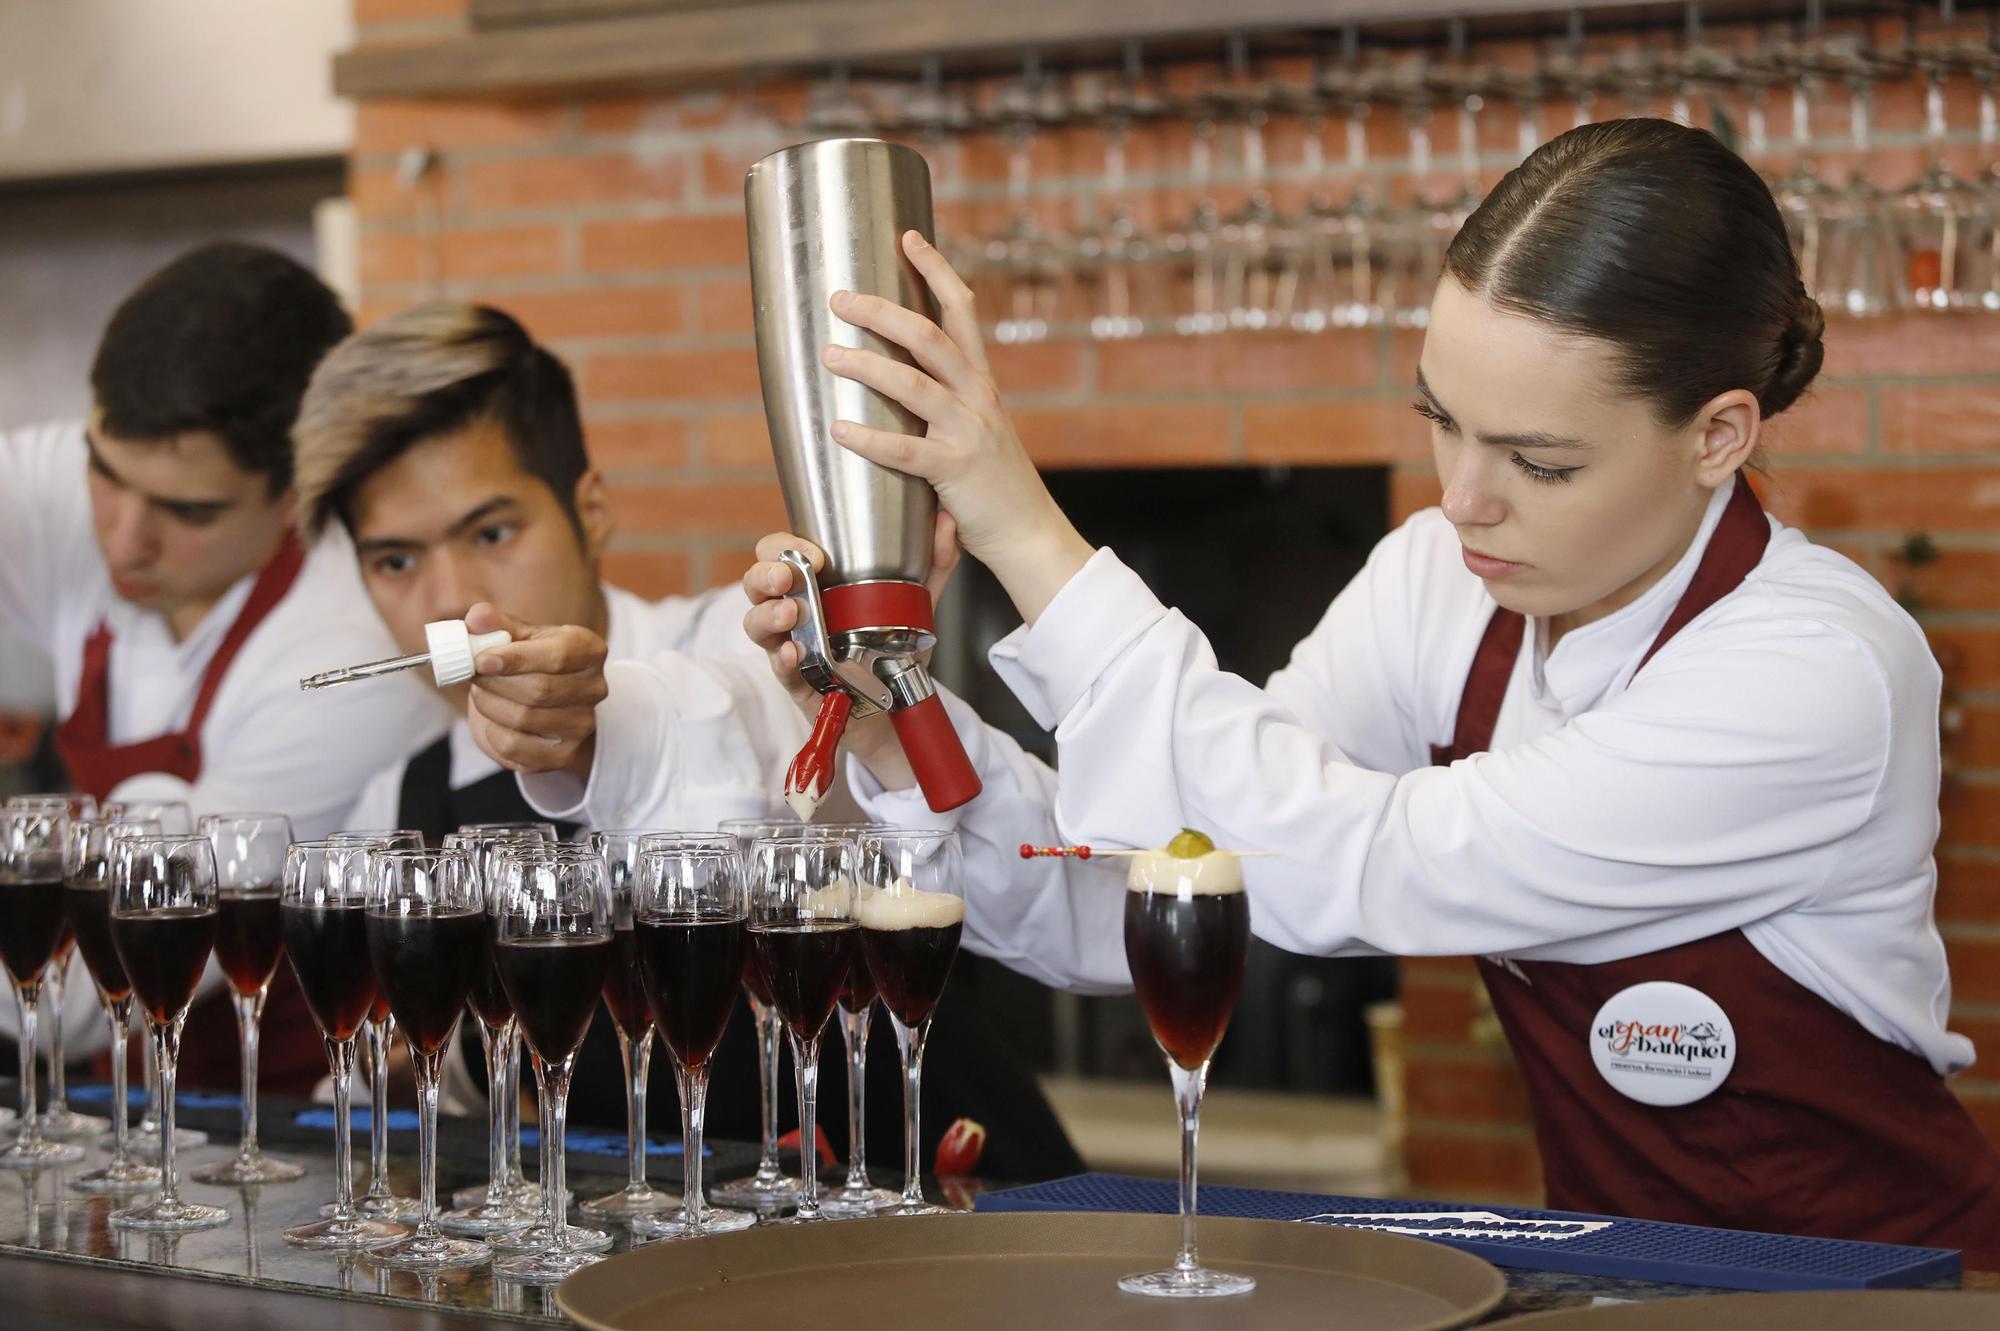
[[294, 300, 1082, 1177], [0, 242, 439, 1089]]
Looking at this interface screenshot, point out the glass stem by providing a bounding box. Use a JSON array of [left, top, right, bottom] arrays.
[[504, 1024, 525, 1194], [1169, 1059, 1209, 1277], [155, 1018, 180, 1206], [677, 1061, 709, 1231], [233, 991, 264, 1161], [896, 1017, 931, 1206], [541, 1056, 573, 1251], [842, 1005, 871, 1187], [413, 1047, 443, 1237], [752, 999, 783, 1180], [536, 1058, 554, 1221], [14, 984, 37, 1143], [793, 1031, 823, 1217], [479, 1021, 507, 1197], [46, 962, 66, 1112], [620, 1029, 652, 1193], [107, 999, 132, 1163], [366, 1018, 392, 1191], [327, 1036, 357, 1216]]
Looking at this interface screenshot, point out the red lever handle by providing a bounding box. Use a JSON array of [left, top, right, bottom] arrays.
[[785, 690, 853, 814], [891, 693, 982, 812]]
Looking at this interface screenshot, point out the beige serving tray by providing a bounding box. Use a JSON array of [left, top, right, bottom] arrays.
[[557, 1210, 1507, 1330], [1490, 1288, 2000, 1328]]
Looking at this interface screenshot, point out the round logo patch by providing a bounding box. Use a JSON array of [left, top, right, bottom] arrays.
[[1588, 981, 1736, 1107]]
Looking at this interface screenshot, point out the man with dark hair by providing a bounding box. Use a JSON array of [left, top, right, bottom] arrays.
[[308, 301, 1083, 1181], [0, 241, 438, 1085]]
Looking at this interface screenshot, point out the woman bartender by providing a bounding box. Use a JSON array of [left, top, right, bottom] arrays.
[[741, 118, 2000, 1252]]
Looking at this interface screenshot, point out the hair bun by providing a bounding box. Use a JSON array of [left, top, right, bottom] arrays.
[[1762, 291, 1826, 417]]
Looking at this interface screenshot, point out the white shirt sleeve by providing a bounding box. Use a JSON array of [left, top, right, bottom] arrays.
[[846, 689, 1132, 994], [518, 653, 805, 832], [986, 548, 1893, 966], [341, 759, 409, 834], [0, 422, 98, 652]]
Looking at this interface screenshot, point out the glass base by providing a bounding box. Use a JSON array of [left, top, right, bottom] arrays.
[[69, 1157, 162, 1194], [126, 1126, 207, 1157], [344, 1189, 423, 1221], [192, 1152, 306, 1185], [580, 1182, 681, 1218], [884, 1197, 949, 1217], [819, 1182, 901, 1218], [629, 1203, 757, 1241], [451, 1178, 541, 1209], [284, 1212, 408, 1249], [0, 1139, 84, 1170], [0, 1107, 15, 1128], [436, 1199, 539, 1236], [709, 1169, 800, 1208], [37, 1107, 111, 1140], [363, 1231, 492, 1271], [110, 1196, 230, 1232], [493, 1245, 608, 1285], [1118, 1266, 1258, 1299], [486, 1221, 611, 1255]]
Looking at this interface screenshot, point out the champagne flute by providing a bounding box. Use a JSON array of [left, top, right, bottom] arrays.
[[328, 830, 423, 1222], [491, 842, 616, 1282], [579, 830, 679, 1220], [1117, 843, 1254, 1298], [279, 840, 406, 1248], [0, 807, 83, 1169], [191, 813, 304, 1185], [712, 818, 800, 1209], [855, 829, 965, 1217], [64, 818, 163, 1192], [106, 797, 203, 1156], [364, 848, 490, 1271], [106, 833, 226, 1231], [482, 843, 612, 1259], [749, 832, 858, 1225], [629, 836, 755, 1240]]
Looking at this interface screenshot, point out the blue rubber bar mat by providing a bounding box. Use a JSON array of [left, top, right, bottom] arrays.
[[974, 1173, 1960, 1293]]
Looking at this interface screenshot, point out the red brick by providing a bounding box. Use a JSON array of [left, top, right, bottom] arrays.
[[1893, 547, 2000, 614], [1945, 780, 2000, 851], [1391, 329, 1424, 384], [608, 482, 788, 536], [1400, 981, 1480, 1045], [985, 342, 1086, 397], [583, 348, 761, 403], [489, 285, 683, 341], [579, 90, 758, 138], [1823, 311, 2000, 378], [354, 99, 565, 156], [701, 412, 777, 470], [1012, 403, 1230, 468], [1098, 331, 1378, 395], [1763, 385, 1871, 457], [459, 152, 685, 214], [1956, 704, 2000, 770], [698, 137, 792, 202], [1407, 1058, 1533, 1124], [598, 548, 690, 600], [348, 166, 423, 218], [1880, 386, 2000, 455], [1403, 1128, 1544, 1202], [693, 277, 754, 335], [1762, 467, 2000, 532], [581, 215, 749, 272], [1391, 467, 1446, 524], [1940, 859, 2000, 928], [1953, 1011, 2000, 1063], [354, 0, 465, 22], [1244, 398, 1431, 466], [583, 417, 689, 471], [1959, 1085, 2000, 1144], [1400, 956, 1480, 982], [359, 225, 564, 285], [1928, 627, 2000, 689], [1945, 931, 2000, 1003]]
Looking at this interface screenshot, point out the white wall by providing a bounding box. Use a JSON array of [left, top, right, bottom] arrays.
[[0, 0, 353, 182]]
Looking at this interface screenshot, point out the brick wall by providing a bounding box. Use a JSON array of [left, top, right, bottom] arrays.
[[350, 2, 2000, 1201]]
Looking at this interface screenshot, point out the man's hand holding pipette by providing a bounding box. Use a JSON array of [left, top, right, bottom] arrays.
[[461, 602, 609, 781]]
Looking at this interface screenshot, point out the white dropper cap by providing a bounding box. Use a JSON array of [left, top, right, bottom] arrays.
[[424, 619, 512, 686]]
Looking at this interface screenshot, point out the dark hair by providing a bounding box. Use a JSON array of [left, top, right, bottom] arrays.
[[293, 302, 590, 539], [90, 241, 353, 495], [1444, 118, 1824, 427]]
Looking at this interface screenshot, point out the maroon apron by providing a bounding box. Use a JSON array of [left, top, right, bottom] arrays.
[[53, 536, 326, 1097], [1434, 480, 2000, 1264]]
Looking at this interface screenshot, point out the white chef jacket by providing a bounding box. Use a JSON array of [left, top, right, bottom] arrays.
[[348, 581, 806, 834], [847, 477, 1973, 1078], [1, 420, 446, 1055]]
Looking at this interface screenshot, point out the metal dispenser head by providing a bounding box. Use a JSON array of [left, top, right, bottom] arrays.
[[746, 137, 981, 814]]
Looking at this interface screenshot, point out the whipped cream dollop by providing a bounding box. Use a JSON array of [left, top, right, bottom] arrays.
[[1125, 848, 1246, 897], [855, 874, 966, 930]]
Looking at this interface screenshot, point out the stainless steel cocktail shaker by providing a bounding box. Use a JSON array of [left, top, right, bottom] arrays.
[[746, 138, 980, 814]]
